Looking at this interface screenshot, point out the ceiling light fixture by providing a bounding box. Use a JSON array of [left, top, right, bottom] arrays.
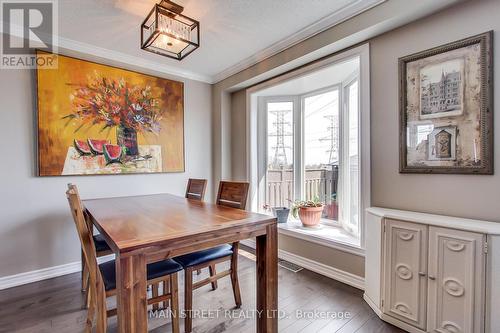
[[141, 0, 200, 60]]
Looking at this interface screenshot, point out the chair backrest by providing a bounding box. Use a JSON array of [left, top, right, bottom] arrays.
[[216, 181, 249, 210], [185, 178, 207, 201], [66, 184, 102, 293]]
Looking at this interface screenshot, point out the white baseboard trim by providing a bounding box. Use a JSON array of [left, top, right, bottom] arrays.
[[0, 254, 114, 291], [240, 239, 365, 290], [363, 293, 382, 317]]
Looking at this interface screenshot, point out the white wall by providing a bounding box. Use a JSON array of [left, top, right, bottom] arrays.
[[0, 59, 212, 278]]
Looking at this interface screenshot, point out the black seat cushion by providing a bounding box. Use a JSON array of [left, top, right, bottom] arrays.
[[93, 234, 111, 253], [99, 259, 182, 291], [174, 245, 233, 269]]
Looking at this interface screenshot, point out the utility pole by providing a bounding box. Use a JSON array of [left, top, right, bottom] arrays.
[[319, 114, 338, 165], [269, 110, 292, 169]]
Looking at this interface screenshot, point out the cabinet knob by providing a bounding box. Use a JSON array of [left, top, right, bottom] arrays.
[[428, 275, 436, 280], [418, 272, 426, 277]]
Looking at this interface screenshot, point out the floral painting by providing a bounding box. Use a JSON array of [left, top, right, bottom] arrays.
[[36, 51, 184, 176]]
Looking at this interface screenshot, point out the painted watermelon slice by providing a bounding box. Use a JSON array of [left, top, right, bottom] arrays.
[[88, 139, 110, 155], [103, 144, 123, 164], [74, 139, 92, 155]]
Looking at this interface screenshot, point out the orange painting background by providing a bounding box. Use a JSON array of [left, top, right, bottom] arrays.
[[37, 51, 184, 176]]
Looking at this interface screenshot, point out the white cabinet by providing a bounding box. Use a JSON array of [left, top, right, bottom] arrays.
[[364, 208, 498, 333], [427, 227, 485, 333], [384, 219, 428, 329]]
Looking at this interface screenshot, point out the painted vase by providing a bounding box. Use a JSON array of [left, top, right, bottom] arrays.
[[117, 124, 139, 156]]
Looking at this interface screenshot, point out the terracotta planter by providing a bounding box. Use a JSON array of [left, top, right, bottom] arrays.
[[298, 206, 324, 227], [325, 202, 338, 219]]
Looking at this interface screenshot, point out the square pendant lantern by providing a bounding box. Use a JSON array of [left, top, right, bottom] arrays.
[[141, 0, 200, 60]]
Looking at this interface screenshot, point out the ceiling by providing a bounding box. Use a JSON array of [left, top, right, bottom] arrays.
[[55, 0, 384, 83]]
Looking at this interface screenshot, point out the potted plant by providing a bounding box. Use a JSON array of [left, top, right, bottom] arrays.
[[325, 193, 338, 220], [291, 198, 324, 227], [262, 205, 290, 224]]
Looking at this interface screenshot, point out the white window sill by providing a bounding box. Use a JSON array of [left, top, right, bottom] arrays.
[[277, 219, 365, 257]]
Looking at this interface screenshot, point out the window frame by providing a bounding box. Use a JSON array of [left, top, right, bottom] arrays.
[[339, 72, 361, 236], [299, 84, 342, 227]]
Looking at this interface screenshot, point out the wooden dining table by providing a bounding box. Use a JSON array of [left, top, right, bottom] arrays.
[[83, 193, 278, 333]]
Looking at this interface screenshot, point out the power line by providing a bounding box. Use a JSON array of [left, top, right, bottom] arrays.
[[268, 110, 292, 168], [318, 114, 339, 164]]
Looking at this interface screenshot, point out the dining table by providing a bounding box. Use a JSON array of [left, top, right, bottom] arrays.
[[83, 193, 278, 333]]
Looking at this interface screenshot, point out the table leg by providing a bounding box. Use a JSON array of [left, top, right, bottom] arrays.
[[116, 253, 148, 333], [256, 224, 278, 333]]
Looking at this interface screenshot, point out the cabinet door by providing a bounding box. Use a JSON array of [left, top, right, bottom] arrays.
[[383, 219, 428, 329], [427, 227, 485, 333]]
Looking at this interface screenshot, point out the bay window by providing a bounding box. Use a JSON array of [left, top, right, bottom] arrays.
[[249, 45, 370, 248]]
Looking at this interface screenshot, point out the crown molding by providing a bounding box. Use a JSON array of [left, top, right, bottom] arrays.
[[211, 0, 385, 83], [1, 22, 213, 83]]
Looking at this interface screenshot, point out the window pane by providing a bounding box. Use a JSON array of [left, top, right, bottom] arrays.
[[303, 90, 339, 222], [266, 102, 294, 208], [347, 81, 359, 229]]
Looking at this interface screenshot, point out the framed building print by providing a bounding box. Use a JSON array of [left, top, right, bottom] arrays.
[[36, 51, 185, 176], [399, 31, 493, 174]]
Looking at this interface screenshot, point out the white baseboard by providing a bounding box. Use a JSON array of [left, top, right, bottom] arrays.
[[0, 255, 114, 291], [240, 239, 365, 290], [0, 261, 81, 291], [363, 293, 382, 316]]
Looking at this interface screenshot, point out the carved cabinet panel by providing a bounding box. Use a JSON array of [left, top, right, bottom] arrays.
[[383, 219, 428, 329], [427, 227, 485, 333]]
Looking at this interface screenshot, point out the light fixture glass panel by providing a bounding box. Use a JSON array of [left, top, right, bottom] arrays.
[[150, 34, 189, 54]]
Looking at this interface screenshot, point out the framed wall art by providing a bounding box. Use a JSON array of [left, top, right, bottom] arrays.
[[36, 51, 185, 176], [399, 31, 493, 174]]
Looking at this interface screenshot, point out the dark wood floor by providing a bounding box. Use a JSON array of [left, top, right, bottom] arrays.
[[0, 249, 404, 333]]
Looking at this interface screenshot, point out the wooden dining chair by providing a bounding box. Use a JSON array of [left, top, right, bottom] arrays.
[[185, 178, 207, 201], [81, 211, 112, 307], [185, 178, 208, 276], [66, 184, 181, 333], [175, 181, 249, 333]]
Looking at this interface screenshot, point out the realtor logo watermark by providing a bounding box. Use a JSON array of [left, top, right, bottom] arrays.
[[1, 0, 58, 69]]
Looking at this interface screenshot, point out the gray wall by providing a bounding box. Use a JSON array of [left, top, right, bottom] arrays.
[[225, 0, 500, 279], [0, 61, 212, 278], [371, 0, 500, 222]]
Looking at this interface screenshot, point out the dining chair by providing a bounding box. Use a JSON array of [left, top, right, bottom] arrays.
[[175, 181, 249, 333], [81, 210, 112, 307], [185, 178, 208, 276], [66, 184, 182, 333], [185, 178, 207, 201]]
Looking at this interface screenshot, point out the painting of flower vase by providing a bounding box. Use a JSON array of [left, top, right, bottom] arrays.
[[36, 51, 184, 176]]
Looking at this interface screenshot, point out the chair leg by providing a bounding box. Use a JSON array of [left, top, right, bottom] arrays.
[[184, 267, 193, 333], [170, 273, 180, 333], [85, 280, 91, 309], [230, 243, 242, 308], [96, 282, 107, 333], [85, 283, 95, 333], [208, 264, 218, 290], [81, 250, 88, 292], [152, 283, 159, 311], [162, 276, 170, 310]]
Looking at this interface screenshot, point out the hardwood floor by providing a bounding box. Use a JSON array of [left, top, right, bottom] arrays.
[[0, 249, 404, 333]]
